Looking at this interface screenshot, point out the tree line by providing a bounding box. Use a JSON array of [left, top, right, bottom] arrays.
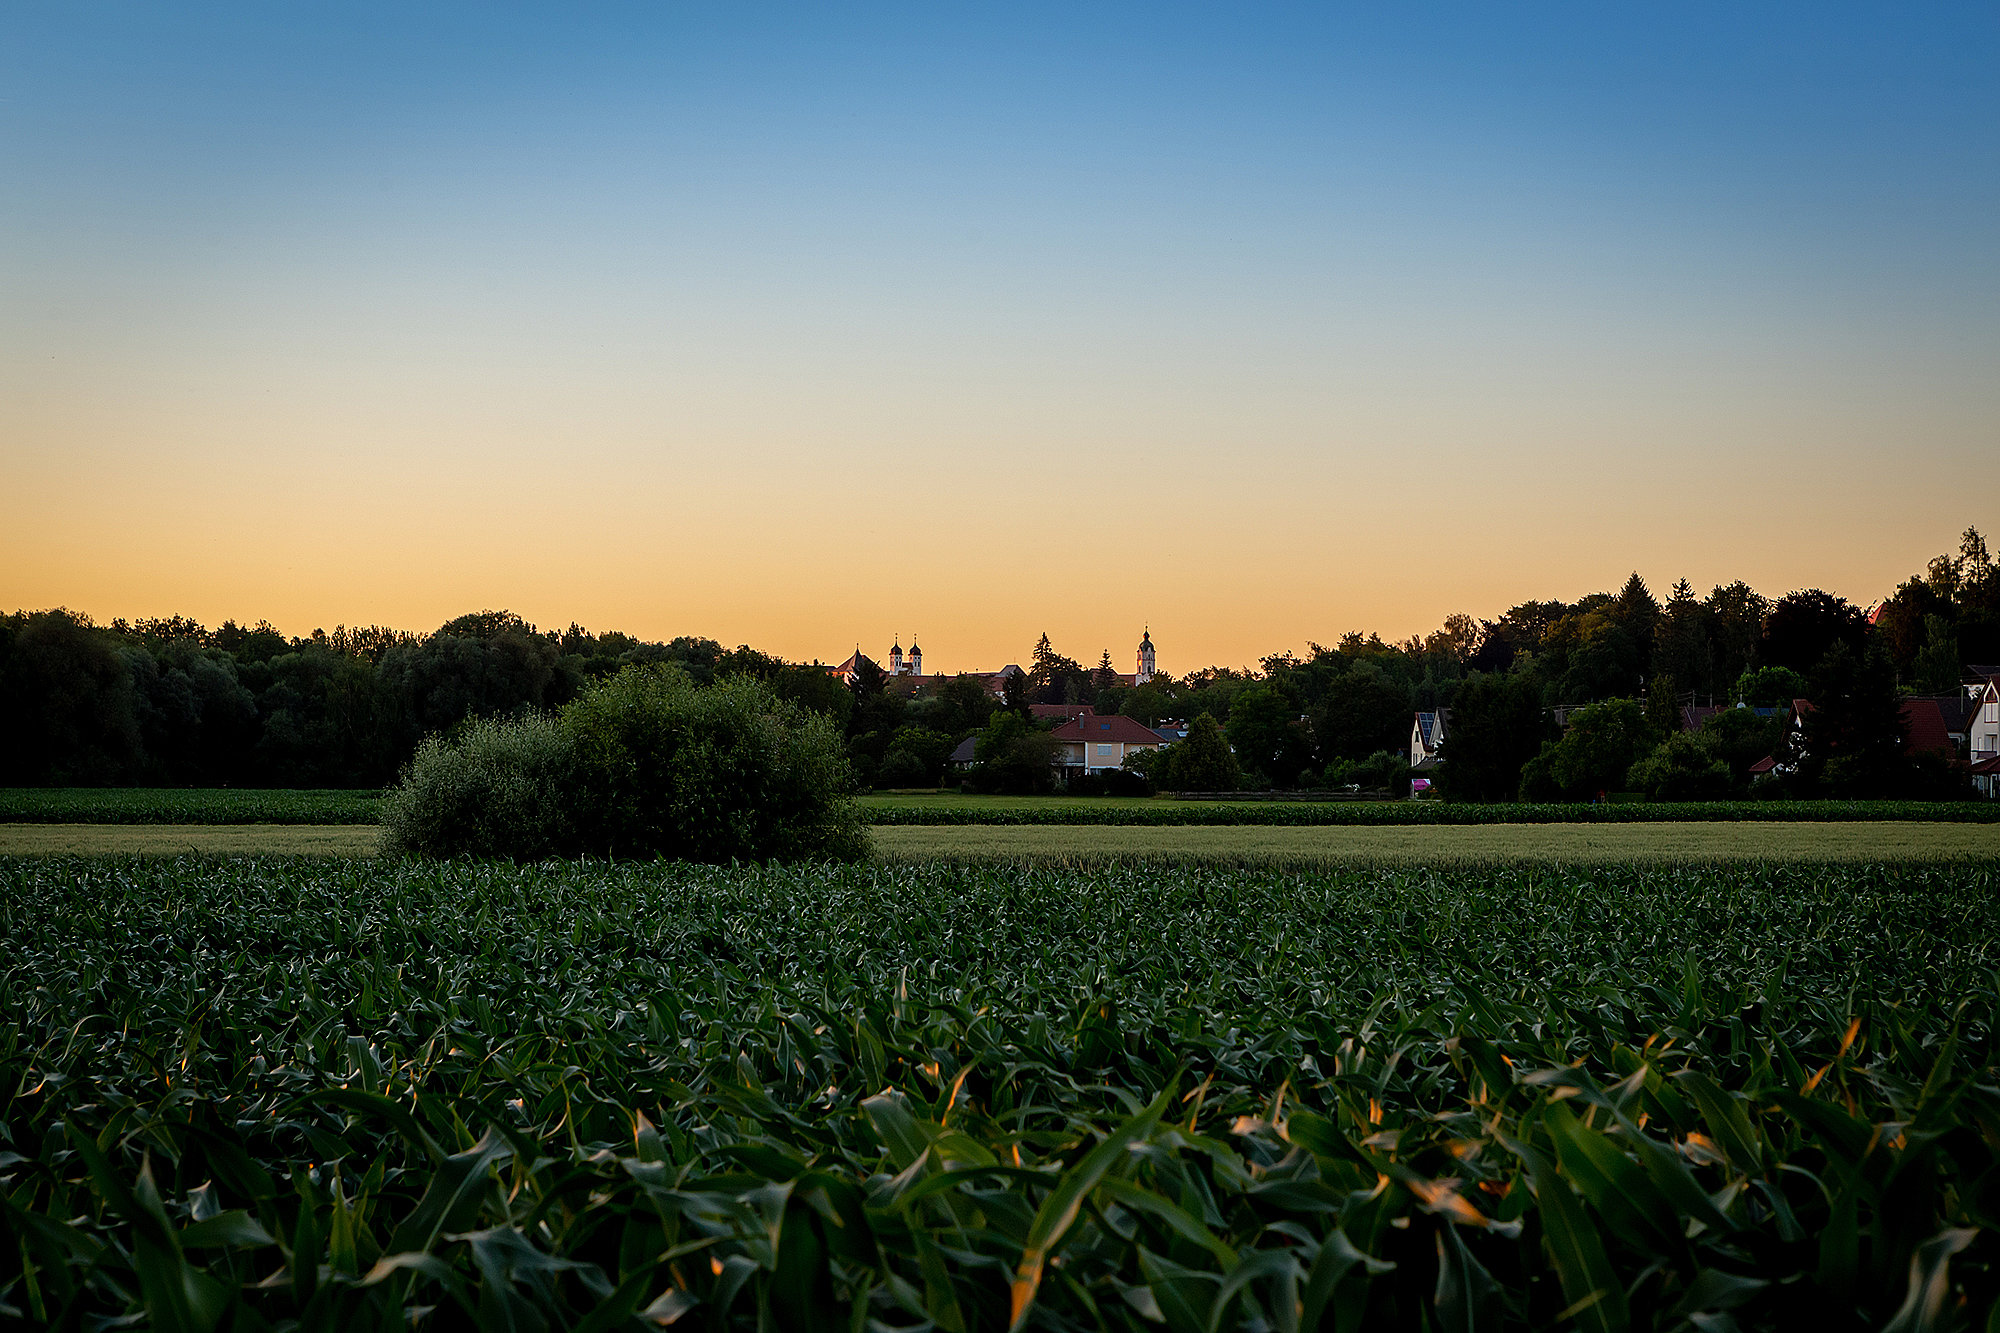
[[4, 527, 1995, 797], [0, 611, 846, 789]]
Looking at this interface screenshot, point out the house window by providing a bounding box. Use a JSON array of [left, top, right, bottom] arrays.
[[1096, 744, 1115, 757], [1987, 699, 1997, 724]]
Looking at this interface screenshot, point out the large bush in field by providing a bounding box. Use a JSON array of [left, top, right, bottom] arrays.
[[381, 666, 867, 862], [378, 713, 580, 859], [563, 666, 866, 862]]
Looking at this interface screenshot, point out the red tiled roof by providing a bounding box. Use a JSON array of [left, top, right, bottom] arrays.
[[1900, 698, 1955, 757], [1049, 714, 1165, 744], [1031, 704, 1095, 720], [1748, 755, 1777, 774]]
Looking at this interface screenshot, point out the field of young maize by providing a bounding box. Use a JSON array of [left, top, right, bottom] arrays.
[[2, 855, 1997, 1330], [0, 789, 382, 825]]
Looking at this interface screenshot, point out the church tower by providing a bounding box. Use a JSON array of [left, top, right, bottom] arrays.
[[908, 637, 922, 677], [888, 637, 904, 675], [1136, 628, 1155, 684]]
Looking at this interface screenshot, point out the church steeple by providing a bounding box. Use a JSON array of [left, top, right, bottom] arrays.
[[888, 636, 903, 675], [1136, 627, 1155, 683], [908, 635, 922, 677]]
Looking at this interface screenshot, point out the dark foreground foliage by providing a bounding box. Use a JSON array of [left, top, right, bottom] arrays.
[[2, 856, 1998, 1330]]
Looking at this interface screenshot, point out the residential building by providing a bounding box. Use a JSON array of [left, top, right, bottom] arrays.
[[1970, 672, 2000, 767], [1410, 710, 1448, 770], [1051, 713, 1165, 778]]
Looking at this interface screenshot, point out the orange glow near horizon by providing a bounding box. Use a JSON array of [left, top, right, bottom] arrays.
[[4, 8, 1995, 667]]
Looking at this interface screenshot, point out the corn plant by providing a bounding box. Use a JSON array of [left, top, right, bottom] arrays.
[[1, 855, 1995, 1329]]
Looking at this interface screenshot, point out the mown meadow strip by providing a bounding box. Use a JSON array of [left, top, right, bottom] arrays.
[[10, 787, 1999, 828], [2, 856, 1996, 1328], [863, 797, 2000, 826]]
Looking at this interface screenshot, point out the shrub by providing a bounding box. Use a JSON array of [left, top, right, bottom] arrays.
[[379, 712, 580, 858], [382, 667, 868, 862], [1628, 730, 1733, 800], [563, 667, 868, 862], [1322, 749, 1409, 795]]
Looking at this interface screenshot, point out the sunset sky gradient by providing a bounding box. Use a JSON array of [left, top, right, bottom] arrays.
[[4, 3, 1996, 672]]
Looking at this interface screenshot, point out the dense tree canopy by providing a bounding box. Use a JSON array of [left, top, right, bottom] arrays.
[[7, 526, 1992, 800]]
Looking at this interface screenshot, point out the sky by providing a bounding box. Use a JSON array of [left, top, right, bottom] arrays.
[[3, 3, 1996, 674]]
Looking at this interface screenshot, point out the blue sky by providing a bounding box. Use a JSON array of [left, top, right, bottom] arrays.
[[4, 3, 1996, 666]]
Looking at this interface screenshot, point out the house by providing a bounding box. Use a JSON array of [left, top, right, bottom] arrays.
[[1900, 698, 1959, 761], [1049, 713, 1165, 778], [1151, 719, 1189, 744], [1901, 695, 1974, 761], [1750, 693, 1978, 780], [1410, 710, 1448, 770], [1969, 673, 2000, 769], [948, 736, 980, 770]]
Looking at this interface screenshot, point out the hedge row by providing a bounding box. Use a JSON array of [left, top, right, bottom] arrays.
[[0, 787, 382, 824]]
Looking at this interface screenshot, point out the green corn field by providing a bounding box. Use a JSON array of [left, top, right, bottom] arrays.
[[2, 855, 1996, 1329]]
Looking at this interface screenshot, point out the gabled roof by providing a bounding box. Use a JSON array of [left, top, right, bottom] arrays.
[[834, 651, 879, 675], [1905, 694, 1973, 734], [949, 736, 978, 765], [1414, 711, 1442, 749], [1900, 698, 1957, 757], [1049, 714, 1165, 744]]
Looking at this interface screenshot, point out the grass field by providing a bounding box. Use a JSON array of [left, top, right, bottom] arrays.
[[872, 819, 2000, 863], [8, 818, 2000, 862], [863, 792, 2000, 825], [2, 855, 1995, 1327], [0, 821, 384, 855], [8, 786, 1999, 827]]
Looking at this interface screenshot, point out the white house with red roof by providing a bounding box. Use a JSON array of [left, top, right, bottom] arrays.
[[1050, 713, 1166, 777]]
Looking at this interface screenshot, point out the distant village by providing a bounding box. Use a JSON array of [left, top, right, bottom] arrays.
[[820, 623, 2000, 798], [826, 629, 1159, 695], [825, 631, 1177, 782]]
